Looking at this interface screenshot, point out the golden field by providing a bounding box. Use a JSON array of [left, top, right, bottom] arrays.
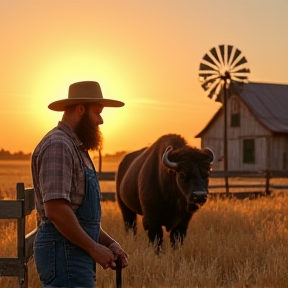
[[0, 160, 288, 288]]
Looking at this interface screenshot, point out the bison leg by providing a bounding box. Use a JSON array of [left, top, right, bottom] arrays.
[[142, 217, 163, 248], [169, 216, 192, 249], [124, 210, 137, 235], [117, 196, 137, 235], [147, 227, 163, 248]]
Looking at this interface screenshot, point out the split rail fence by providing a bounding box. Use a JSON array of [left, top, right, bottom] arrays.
[[1, 170, 288, 287]]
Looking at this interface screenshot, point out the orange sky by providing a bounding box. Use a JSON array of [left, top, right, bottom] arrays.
[[1, 0, 288, 155]]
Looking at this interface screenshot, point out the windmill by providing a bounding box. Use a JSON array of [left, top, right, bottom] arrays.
[[199, 44, 250, 194]]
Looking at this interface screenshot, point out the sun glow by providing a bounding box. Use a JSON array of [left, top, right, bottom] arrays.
[[19, 48, 137, 154]]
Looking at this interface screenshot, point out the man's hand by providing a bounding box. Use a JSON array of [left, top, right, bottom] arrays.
[[90, 243, 118, 269], [108, 242, 129, 268], [44, 199, 116, 269]]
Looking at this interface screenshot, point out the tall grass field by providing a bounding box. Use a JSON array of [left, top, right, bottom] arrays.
[[0, 159, 288, 288]]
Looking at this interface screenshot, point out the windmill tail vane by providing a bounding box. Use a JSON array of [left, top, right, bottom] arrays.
[[199, 44, 250, 102]]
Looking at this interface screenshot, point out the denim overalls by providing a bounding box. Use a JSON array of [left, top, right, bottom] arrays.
[[34, 144, 101, 288]]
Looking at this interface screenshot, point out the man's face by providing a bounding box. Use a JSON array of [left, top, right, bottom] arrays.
[[75, 104, 104, 151]]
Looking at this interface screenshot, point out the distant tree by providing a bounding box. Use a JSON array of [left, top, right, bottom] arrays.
[[0, 148, 31, 160], [0, 149, 11, 157]]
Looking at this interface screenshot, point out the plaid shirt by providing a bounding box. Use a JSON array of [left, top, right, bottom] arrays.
[[31, 121, 95, 217]]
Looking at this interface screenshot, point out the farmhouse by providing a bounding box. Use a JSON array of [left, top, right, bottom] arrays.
[[195, 82, 288, 172]]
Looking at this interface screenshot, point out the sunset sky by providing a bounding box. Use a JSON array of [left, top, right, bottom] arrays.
[[1, 0, 288, 155]]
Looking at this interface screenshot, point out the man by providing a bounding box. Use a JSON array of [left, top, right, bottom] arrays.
[[31, 81, 128, 288]]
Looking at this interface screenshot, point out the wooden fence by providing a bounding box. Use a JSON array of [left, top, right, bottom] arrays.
[[0, 172, 116, 288], [209, 170, 288, 198], [0, 183, 36, 287], [1, 170, 287, 287]]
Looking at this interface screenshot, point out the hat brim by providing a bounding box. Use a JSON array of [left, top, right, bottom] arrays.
[[48, 98, 124, 111]]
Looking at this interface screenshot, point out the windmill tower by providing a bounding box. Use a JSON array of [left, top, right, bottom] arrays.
[[199, 45, 250, 194]]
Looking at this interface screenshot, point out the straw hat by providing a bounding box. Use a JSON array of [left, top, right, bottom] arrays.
[[48, 81, 124, 111]]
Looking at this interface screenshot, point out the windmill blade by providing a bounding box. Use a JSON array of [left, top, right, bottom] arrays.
[[217, 45, 225, 67], [201, 80, 213, 91], [201, 75, 221, 90], [213, 80, 224, 102], [226, 45, 234, 66], [199, 60, 219, 72], [230, 56, 248, 70], [201, 49, 222, 69], [205, 77, 220, 98], [219, 45, 225, 64], [230, 66, 250, 74], [199, 70, 219, 76], [199, 62, 216, 72], [232, 72, 250, 79], [205, 50, 222, 69], [209, 47, 222, 68], [205, 78, 222, 99], [202, 53, 215, 65], [235, 56, 248, 66], [227, 46, 237, 67], [199, 71, 219, 83], [202, 52, 220, 70], [231, 72, 249, 79], [200, 73, 220, 82], [230, 48, 242, 67], [231, 75, 249, 83], [214, 45, 225, 67]]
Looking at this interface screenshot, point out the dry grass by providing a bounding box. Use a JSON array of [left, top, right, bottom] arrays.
[[1, 160, 288, 287], [97, 197, 288, 288]]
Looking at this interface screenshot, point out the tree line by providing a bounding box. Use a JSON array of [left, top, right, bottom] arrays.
[[0, 149, 31, 160], [0, 149, 127, 161]]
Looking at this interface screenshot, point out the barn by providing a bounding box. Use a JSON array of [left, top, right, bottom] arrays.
[[195, 82, 288, 172]]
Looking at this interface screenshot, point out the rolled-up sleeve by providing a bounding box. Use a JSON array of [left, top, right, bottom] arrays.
[[39, 140, 74, 203]]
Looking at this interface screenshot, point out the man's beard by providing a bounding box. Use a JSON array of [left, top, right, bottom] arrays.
[[75, 112, 103, 151]]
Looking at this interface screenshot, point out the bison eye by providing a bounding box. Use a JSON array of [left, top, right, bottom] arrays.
[[201, 170, 210, 178], [178, 172, 186, 182]]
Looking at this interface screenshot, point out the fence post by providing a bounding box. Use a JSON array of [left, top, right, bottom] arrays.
[[265, 136, 271, 196], [98, 150, 102, 173], [265, 170, 270, 196], [16, 183, 28, 288]]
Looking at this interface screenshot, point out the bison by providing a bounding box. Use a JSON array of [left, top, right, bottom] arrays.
[[116, 134, 214, 248]]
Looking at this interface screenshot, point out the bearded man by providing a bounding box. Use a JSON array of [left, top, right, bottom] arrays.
[[31, 81, 128, 288]]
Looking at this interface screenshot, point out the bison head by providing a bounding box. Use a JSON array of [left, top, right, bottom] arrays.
[[162, 146, 214, 212]]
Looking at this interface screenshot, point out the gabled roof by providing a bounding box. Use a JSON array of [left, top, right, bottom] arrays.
[[196, 81, 288, 137]]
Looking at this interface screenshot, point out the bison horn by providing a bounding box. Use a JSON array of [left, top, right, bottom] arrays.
[[162, 146, 178, 169], [203, 147, 215, 164]]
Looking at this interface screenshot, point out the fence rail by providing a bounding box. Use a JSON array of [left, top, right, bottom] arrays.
[[210, 170, 288, 178], [209, 170, 288, 195]]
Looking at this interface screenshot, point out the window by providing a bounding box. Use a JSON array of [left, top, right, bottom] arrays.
[[231, 113, 240, 127], [243, 139, 255, 164], [230, 98, 240, 127]]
